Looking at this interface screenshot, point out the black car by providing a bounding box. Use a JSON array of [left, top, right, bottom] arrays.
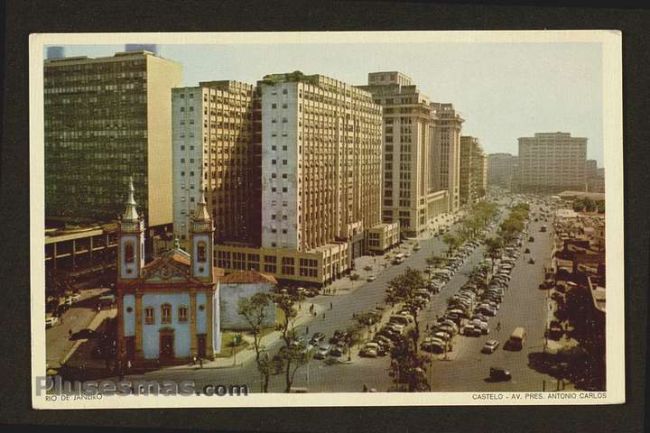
[[490, 367, 512, 381], [69, 329, 98, 341]]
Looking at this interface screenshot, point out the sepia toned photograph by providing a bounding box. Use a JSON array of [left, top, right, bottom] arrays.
[[29, 30, 624, 408]]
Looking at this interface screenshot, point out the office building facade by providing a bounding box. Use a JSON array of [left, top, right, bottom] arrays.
[[359, 71, 449, 237], [216, 72, 391, 285], [44, 50, 182, 230], [516, 132, 587, 193], [172, 81, 259, 246], [487, 152, 517, 189], [431, 103, 464, 212]]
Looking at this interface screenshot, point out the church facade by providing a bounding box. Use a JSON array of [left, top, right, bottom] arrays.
[[116, 179, 221, 364]]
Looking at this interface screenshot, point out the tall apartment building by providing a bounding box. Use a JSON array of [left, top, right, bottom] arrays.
[[358, 71, 449, 237], [459, 136, 475, 205], [430, 103, 464, 212], [472, 142, 488, 199], [487, 152, 517, 189], [215, 72, 392, 286], [516, 132, 587, 193], [44, 50, 182, 231], [172, 81, 260, 247], [459, 136, 487, 205]]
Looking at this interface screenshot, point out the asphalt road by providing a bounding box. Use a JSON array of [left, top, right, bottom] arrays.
[[121, 201, 557, 393]]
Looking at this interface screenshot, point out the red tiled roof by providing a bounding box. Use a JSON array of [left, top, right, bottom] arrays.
[[219, 270, 277, 285]]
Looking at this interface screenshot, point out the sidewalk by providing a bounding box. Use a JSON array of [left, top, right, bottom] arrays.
[[165, 300, 327, 371]]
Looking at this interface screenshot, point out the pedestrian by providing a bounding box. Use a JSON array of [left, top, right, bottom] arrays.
[[313, 311, 317, 317], [322, 312, 326, 320], [68, 328, 72, 337], [192, 356, 197, 366], [363, 384, 368, 392], [306, 326, 309, 335], [330, 302, 333, 310], [199, 357, 203, 368], [127, 360, 131, 371]]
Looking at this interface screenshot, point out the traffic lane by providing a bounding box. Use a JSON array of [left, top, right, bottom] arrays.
[[430, 219, 556, 391]]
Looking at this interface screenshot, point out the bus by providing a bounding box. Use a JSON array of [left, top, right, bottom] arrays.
[[507, 327, 526, 351]]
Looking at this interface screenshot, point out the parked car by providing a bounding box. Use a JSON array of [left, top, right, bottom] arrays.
[[489, 367, 512, 381], [314, 344, 331, 360], [366, 275, 376, 282], [309, 332, 326, 345], [359, 342, 380, 358], [69, 328, 98, 340], [45, 315, 58, 328], [481, 340, 500, 354]]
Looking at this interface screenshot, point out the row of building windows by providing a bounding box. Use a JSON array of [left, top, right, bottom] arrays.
[[143, 304, 188, 325]]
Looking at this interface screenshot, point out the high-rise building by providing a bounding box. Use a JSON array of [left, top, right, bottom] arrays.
[[459, 136, 487, 205], [472, 142, 488, 199], [585, 159, 605, 193], [44, 50, 183, 231], [487, 152, 517, 189], [358, 71, 449, 237], [431, 103, 464, 212], [516, 132, 587, 193], [172, 81, 259, 246], [215, 72, 393, 285]]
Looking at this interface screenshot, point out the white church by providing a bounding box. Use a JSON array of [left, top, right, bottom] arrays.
[[116, 179, 221, 365]]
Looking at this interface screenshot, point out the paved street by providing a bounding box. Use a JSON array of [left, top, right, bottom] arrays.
[[111, 201, 560, 393], [45, 287, 112, 368]]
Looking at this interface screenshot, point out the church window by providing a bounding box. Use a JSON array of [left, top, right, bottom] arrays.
[[161, 303, 172, 324], [178, 306, 188, 322], [144, 306, 155, 324], [197, 241, 207, 263], [125, 241, 134, 263]]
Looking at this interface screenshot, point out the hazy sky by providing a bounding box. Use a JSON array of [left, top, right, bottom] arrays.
[[52, 41, 604, 164]]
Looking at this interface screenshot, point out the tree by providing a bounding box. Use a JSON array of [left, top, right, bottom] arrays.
[[484, 236, 504, 274], [273, 292, 308, 392], [238, 293, 273, 392], [388, 335, 432, 391], [386, 267, 427, 342], [442, 233, 462, 256]]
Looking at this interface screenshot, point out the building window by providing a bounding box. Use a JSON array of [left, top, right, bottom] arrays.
[[197, 241, 207, 263], [161, 304, 172, 324], [178, 306, 188, 322], [124, 241, 135, 264], [144, 307, 155, 325]]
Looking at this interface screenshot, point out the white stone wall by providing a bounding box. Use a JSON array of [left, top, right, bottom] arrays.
[[219, 282, 276, 330], [141, 293, 192, 359]]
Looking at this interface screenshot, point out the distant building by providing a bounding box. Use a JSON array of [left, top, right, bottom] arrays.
[[117, 180, 221, 364], [585, 159, 605, 193], [516, 132, 587, 193], [172, 81, 259, 246], [125, 44, 159, 55], [44, 50, 182, 232], [487, 153, 517, 189], [219, 270, 277, 330], [358, 71, 449, 237], [46, 46, 65, 60]]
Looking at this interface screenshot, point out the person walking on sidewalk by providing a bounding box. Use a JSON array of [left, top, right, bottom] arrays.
[[305, 326, 309, 335], [330, 302, 333, 310]]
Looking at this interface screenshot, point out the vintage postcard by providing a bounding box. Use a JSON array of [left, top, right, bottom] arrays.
[[29, 30, 623, 408]]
